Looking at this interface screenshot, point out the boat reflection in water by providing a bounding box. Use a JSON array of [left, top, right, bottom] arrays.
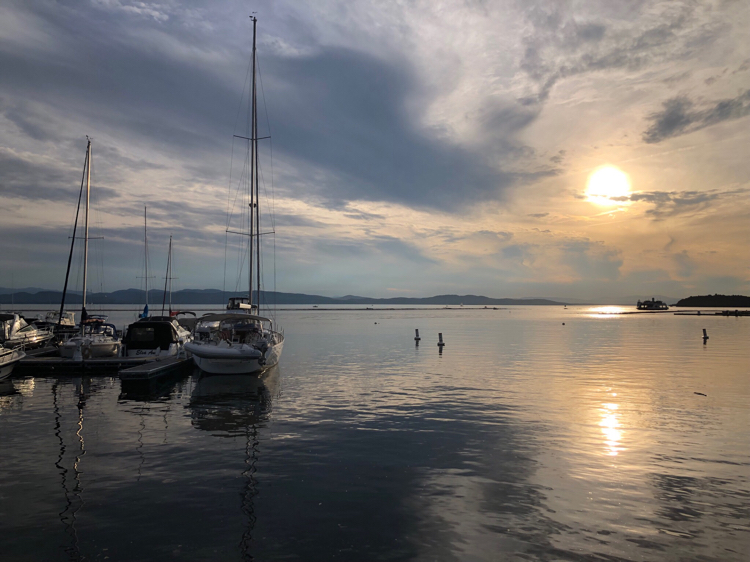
[[189, 369, 279, 560]]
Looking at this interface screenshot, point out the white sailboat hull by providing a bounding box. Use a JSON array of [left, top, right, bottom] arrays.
[[186, 339, 283, 375]]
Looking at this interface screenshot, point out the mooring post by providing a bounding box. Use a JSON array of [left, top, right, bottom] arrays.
[[437, 333, 445, 347], [703, 328, 709, 344], [415, 329, 421, 344]]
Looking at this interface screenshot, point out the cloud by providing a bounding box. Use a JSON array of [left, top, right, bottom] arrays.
[[549, 150, 565, 164], [642, 90, 750, 143], [559, 239, 622, 281], [527, 212, 549, 218], [263, 47, 519, 209], [627, 188, 747, 219], [672, 250, 694, 278], [0, 147, 120, 203], [516, 1, 730, 104]]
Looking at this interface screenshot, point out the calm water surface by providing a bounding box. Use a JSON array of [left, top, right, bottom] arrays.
[[1, 306, 748, 561]]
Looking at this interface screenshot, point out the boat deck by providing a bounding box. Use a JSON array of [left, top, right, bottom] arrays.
[[119, 356, 193, 381]]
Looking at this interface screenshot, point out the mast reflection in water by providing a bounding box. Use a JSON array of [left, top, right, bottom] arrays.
[[189, 370, 278, 561]]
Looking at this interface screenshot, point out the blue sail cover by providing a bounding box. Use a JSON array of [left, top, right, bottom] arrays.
[[139, 304, 149, 319]]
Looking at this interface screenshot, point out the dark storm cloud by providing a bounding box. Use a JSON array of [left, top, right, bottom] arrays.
[[0, 1, 528, 212], [642, 90, 750, 143], [262, 48, 515, 208], [0, 149, 119, 202], [0, 2, 244, 163]]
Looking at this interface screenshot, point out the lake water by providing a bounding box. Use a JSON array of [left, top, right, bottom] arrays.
[[1, 306, 748, 561]]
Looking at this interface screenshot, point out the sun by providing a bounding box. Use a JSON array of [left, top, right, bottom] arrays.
[[585, 166, 631, 205]]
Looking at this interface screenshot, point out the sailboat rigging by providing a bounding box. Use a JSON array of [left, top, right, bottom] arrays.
[[59, 139, 121, 359], [185, 16, 284, 375]]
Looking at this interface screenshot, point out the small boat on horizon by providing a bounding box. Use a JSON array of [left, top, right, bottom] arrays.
[[636, 298, 669, 311]]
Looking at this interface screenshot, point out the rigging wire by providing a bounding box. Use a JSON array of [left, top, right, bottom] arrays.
[[257, 52, 278, 320], [225, 55, 254, 302]]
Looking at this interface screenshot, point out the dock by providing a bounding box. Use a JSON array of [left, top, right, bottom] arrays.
[[17, 355, 153, 374], [16, 350, 194, 380], [119, 356, 193, 381]]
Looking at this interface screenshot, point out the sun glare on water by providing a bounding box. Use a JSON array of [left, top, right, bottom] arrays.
[[585, 166, 631, 205]]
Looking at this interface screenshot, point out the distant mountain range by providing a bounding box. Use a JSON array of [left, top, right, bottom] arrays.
[[0, 288, 565, 306]]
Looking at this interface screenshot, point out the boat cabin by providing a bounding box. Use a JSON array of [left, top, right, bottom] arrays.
[[226, 297, 258, 312], [123, 321, 181, 355], [194, 313, 270, 344], [636, 298, 669, 311], [80, 318, 119, 338]]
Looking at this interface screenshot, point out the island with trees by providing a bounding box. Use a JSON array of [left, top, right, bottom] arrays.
[[675, 294, 750, 307]]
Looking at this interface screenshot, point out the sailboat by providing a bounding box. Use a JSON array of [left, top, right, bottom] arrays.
[[59, 139, 121, 359], [122, 235, 193, 357], [185, 17, 284, 375]]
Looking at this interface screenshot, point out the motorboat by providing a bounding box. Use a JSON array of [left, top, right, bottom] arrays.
[[184, 18, 284, 375], [122, 316, 192, 358], [59, 318, 121, 358], [186, 312, 283, 375], [0, 346, 26, 380], [35, 310, 76, 328], [0, 313, 54, 350], [637, 298, 669, 311], [33, 310, 79, 341], [56, 139, 121, 358]]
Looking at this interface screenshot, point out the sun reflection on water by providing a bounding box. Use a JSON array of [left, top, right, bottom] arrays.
[[589, 306, 628, 316], [599, 402, 622, 456]]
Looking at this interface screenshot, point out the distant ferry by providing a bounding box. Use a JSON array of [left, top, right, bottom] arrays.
[[637, 298, 669, 311]]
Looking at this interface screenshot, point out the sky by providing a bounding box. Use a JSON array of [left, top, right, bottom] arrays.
[[1, 0, 748, 300]]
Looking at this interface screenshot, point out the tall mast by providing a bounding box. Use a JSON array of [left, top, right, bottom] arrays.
[[253, 16, 261, 312], [168, 236, 173, 314], [144, 206, 149, 309], [161, 235, 172, 316], [81, 139, 91, 323], [248, 16, 257, 308], [59, 140, 89, 328]]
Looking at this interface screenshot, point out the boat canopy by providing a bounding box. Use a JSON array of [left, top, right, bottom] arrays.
[[197, 313, 271, 324], [123, 321, 179, 350]]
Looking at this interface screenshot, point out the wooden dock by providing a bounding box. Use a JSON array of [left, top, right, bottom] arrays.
[[119, 356, 193, 381], [17, 355, 153, 374]]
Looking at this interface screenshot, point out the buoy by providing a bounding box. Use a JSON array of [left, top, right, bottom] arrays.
[[562, 323, 565, 325], [414, 329, 421, 343], [437, 333, 445, 347], [702, 328, 709, 343]]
